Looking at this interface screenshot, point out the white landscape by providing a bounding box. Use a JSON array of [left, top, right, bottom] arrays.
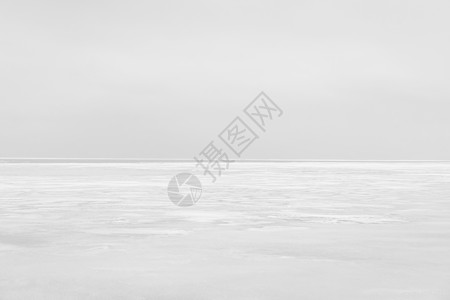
[[0, 161, 449, 299], [2, 0, 450, 298]]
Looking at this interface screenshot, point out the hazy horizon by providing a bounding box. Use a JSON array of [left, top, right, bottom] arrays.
[[2, 157, 450, 162]]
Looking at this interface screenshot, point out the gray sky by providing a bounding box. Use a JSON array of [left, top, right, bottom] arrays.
[[1, 0, 449, 159]]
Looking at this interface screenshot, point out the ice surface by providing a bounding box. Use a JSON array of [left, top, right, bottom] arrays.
[[0, 162, 449, 299]]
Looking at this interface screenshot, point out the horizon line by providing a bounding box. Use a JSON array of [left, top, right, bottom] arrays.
[[1, 157, 450, 163]]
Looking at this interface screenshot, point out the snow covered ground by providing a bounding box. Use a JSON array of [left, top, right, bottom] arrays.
[[0, 162, 449, 299]]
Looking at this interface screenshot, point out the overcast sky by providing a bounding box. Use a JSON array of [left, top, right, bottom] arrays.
[[1, 0, 449, 159]]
